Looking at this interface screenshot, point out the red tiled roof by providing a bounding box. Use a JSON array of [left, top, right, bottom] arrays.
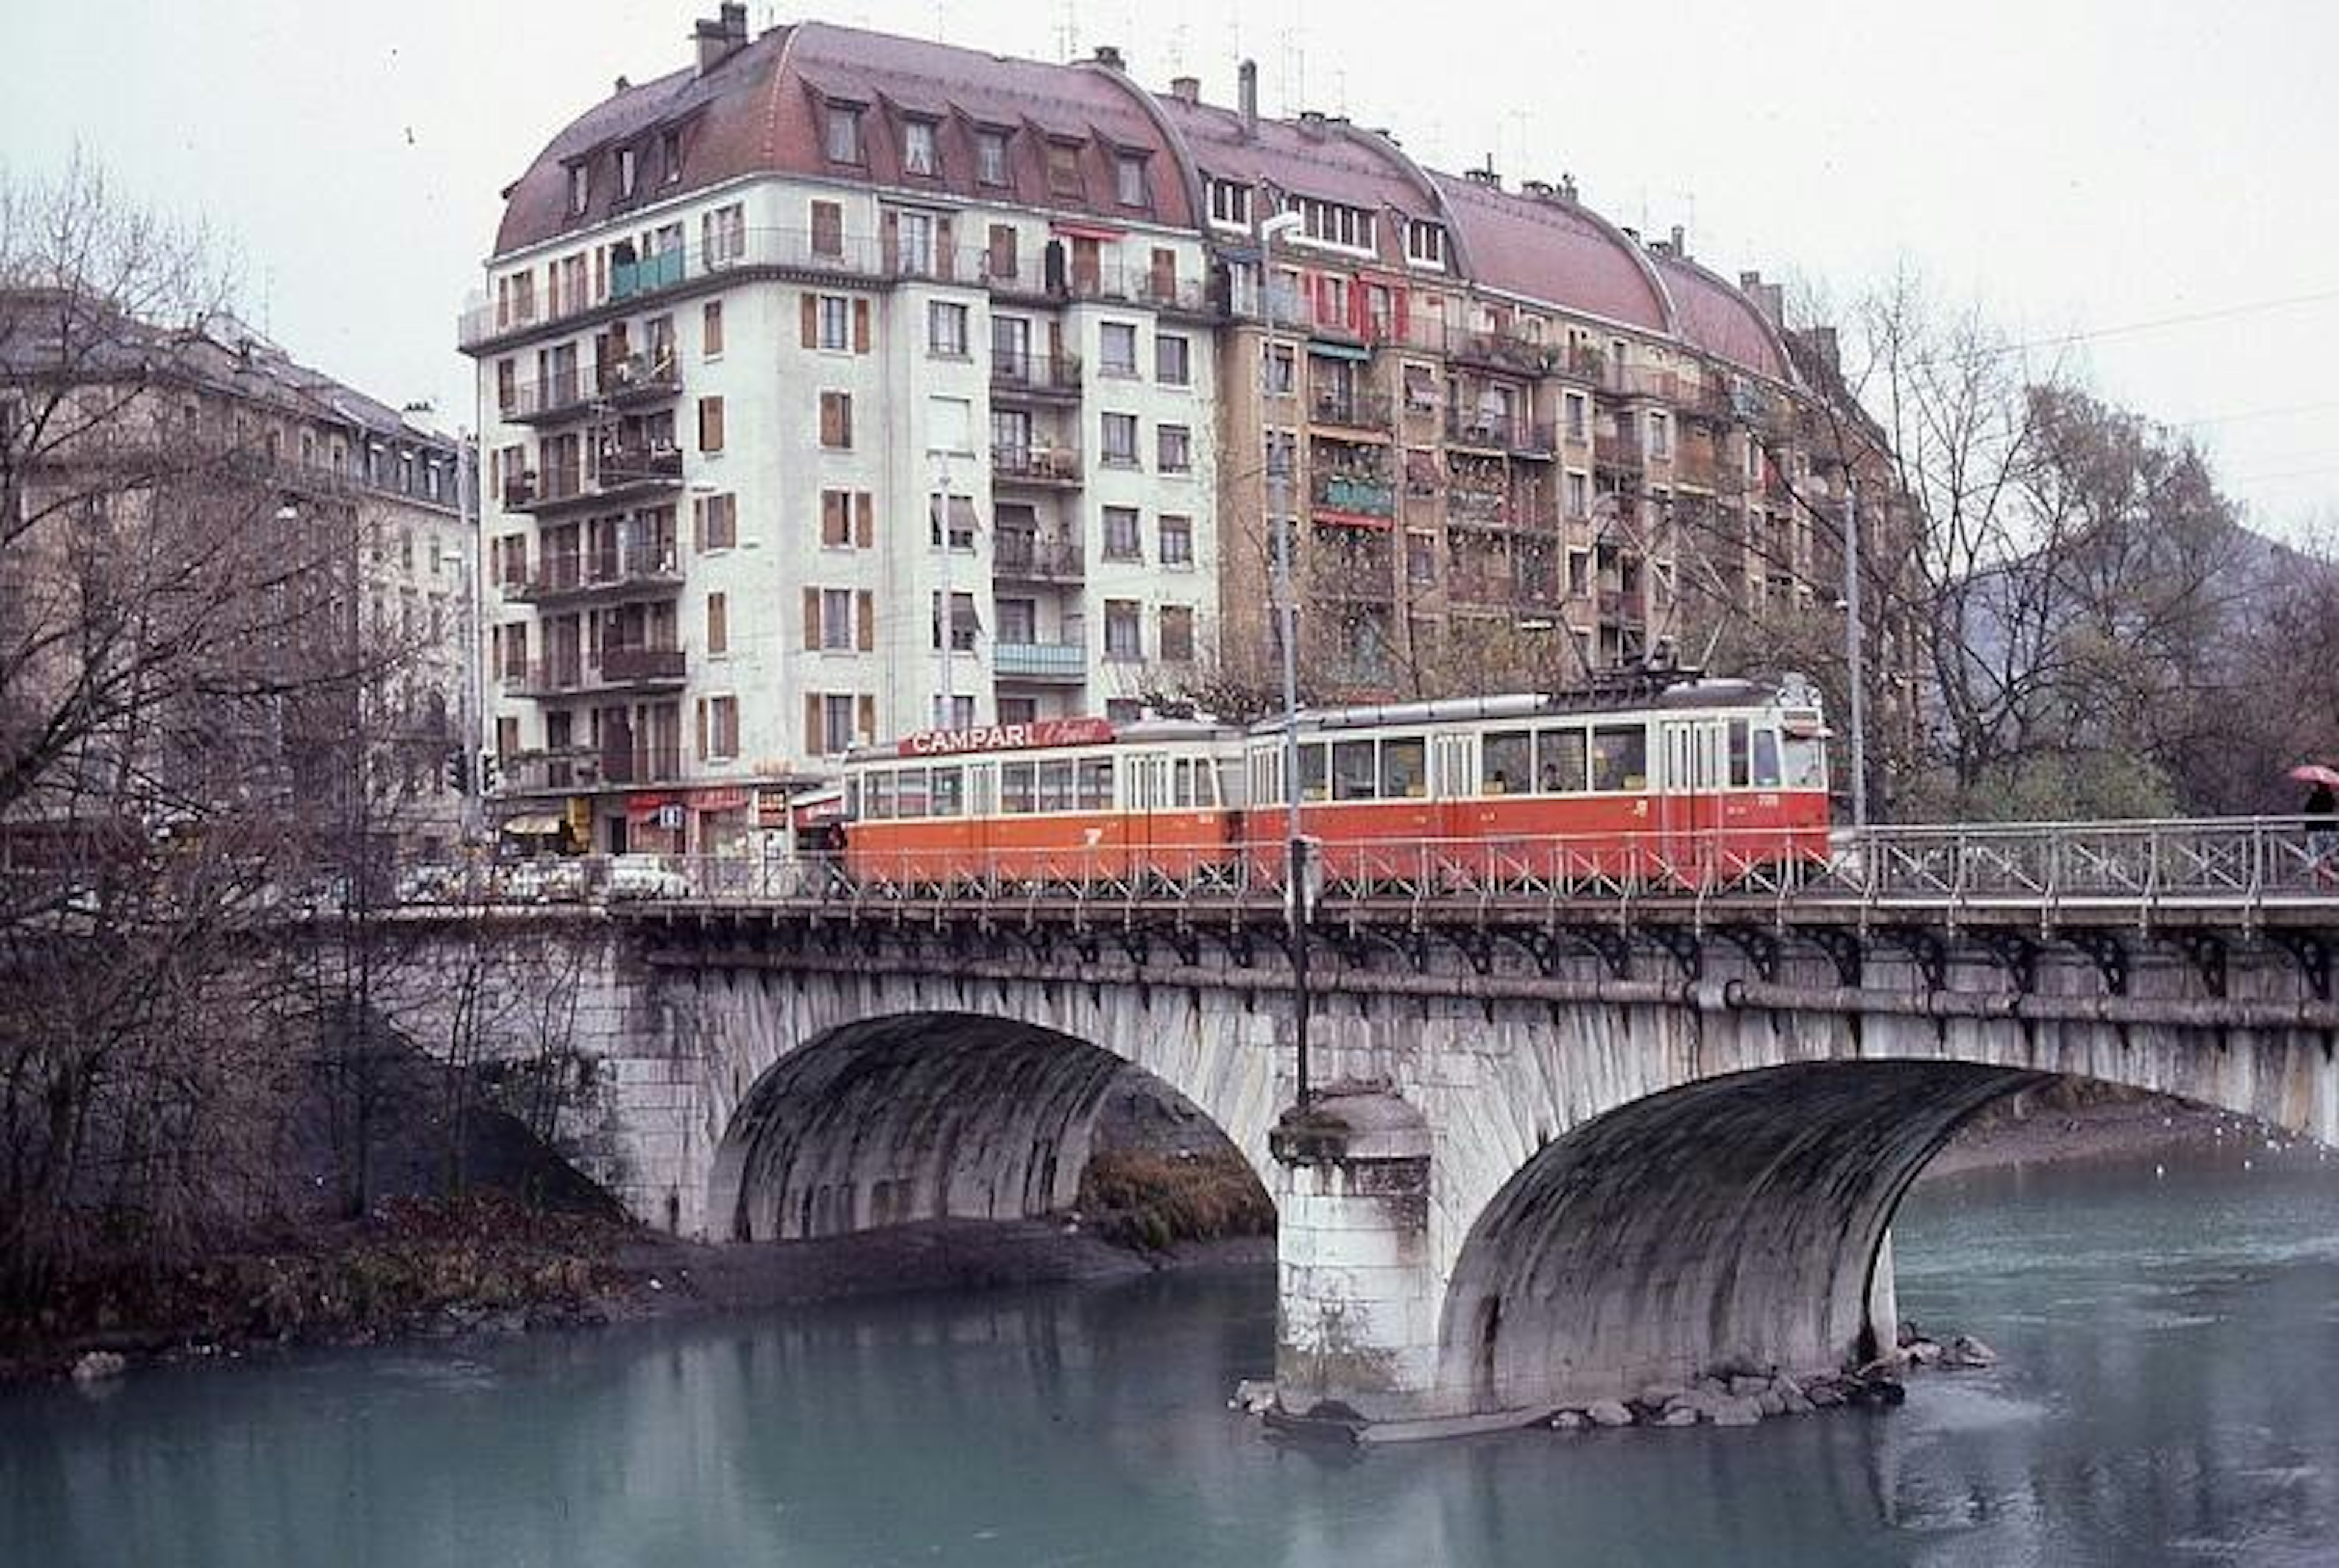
[[1647, 250, 1787, 381], [1430, 172, 1670, 336]]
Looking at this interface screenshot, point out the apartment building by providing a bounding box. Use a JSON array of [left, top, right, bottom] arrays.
[[467, 11, 1857, 852]]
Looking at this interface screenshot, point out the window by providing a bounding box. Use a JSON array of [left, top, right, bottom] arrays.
[[819, 588, 856, 650], [1262, 342, 1296, 396], [1292, 195, 1375, 252], [1590, 725, 1648, 792], [1648, 410, 1672, 460], [1099, 322, 1138, 377], [1565, 391, 1589, 441], [1159, 605, 1194, 662], [825, 102, 864, 164], [976, 130, 1010, 186], [810, 293, 850, 350], [929, 493, 976, 549], [986, 223, 1018, 280], [998, 696, 1039, 726], [1101, 413, 1138, 467], [814, 692, 866, 753], [1567, 547, 1590, 597], [1565, 470, 1591, 518], [1155, 332, 1191, 385], [931, 590, 977, 650], [1115, 152, 1148, 207], [661, 128, 682, 183], [1406, 219, 1447, 269], [820, 392, 853, 449], [1381, 737, 1426, 798], [567, 163, 588, 215], [618, 147, 638, 199], [702, 203, 744, 267], [698, 396, 725, 452], [1483, 731, 1530, 793], [707, 592, 729, 655], [1104, 599, 1141, 661], [820, 488, 872, 549], [1406, 531, 1435, 584], [1102, 507, 1141, 560], [893, 209, 936, 276], [928, 301, 969, 357], [996, 597, 1037, 644], [1159, 513, 1193, 566], [903, 119, 938, 176], [1045, 139, 1083, 196], [927, 396, 972, 455], [810, 200, 843, 257], [1156, 424, 1191, 473], [702, 300, 724, 357], [704, 695, 739, 759], [694, 492, 737, 550], [1207, 178, 1251, 228], [1536, 728, 1588, 793]]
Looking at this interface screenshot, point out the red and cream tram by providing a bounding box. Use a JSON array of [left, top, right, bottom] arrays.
[[837, 675, 1831, 891]]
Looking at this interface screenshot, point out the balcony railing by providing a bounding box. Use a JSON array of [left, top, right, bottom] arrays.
[[992, 534, 1085, 581], [1313, 389, 1394, 429], [504, 445, 683, 514], [1446, 409, 1523, 450], [992, 444, 1083, 487], [992, 641, 1088, 681], [501, 353, 683, 424], [501, 647, 686, 697], [1594, 429, 1645, 474], [990, 350, 1084, 398], [1311, 473, 1396, 517], [1447, 487, 1515, 526], [504, 544, 685, 604]]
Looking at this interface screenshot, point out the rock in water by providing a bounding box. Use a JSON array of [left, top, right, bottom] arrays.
[[71, 1351, 126, 1382], [1550, 1409, 1589, 1430], [1712, 1396, 1764, 1427], [1586, 1399, 1634, 1428], [1229, 1378, 1276, 1414], [1658, 1406, 1699, 1427], [1949, 1334, 1998, 1368]]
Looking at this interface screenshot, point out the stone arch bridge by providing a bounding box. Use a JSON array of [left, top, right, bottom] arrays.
[[386, 820, 2339, 1437]]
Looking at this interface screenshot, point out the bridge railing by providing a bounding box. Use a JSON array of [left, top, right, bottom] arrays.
[[381, 817, 2337, 915]]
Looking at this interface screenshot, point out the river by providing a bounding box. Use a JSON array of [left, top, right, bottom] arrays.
[[7, 1142, 2337, 1567]]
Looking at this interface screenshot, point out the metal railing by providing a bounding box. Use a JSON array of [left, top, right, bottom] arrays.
[[378, 820, 2339, 921]]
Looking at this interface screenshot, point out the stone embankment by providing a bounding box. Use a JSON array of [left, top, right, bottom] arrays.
[[1542, 1324, 1998, 1434]]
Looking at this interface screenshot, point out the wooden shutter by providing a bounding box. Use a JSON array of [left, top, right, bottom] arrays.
[[707, 592, 727, 653], [802, 588, 820, 650], [936, 216, 954, 281], [690, 496, 704, 552], [804, 692, 822, 752], [852, 298, 870, 353], [854, 491, 874, 547], [855, 591, 873, 651], [880, 210, 899, 271], [801, 293, 818, 348], [819, 393, 840, 448], [1393, 287, 1410, 342], [856, 695, 877, 745], [695, 699, 708, 761], [1349, 278, 1369, 333]]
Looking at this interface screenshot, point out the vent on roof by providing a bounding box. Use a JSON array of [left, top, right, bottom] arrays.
[[1093, 44, 1125, 70], [1170, 74, 1201, 105], [1463, 166, 1501, 190], [1559, 173, 1578, 202], [1520, 178, 1555, 200]]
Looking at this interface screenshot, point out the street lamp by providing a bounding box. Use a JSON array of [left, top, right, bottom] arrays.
[[1260, 208, 1312, 1105]]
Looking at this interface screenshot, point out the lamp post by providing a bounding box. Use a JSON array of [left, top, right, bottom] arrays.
[[933, 451, 954, 731], [1260, 208, 1311, 1105], [1843, 473, 1869, 832]]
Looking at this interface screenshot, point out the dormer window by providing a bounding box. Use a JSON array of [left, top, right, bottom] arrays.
[[567, 163, 589, 216], [1045, 138, 1083, 197], [1206, 178, 1251, 229], [618, 147, 639, 200], [976, 130, 1010, 186], [1406, 219, 1447, 269], [903, 119, 939, 177], [661, 128, 683, 183], [824, 102, 865, 164], [1114, 152, 1148, 208]]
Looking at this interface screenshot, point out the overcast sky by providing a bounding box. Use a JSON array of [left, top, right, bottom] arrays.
[[7, 1, 2335, 540]]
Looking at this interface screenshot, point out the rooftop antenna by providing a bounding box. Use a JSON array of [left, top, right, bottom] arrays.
[[1056, 0, 1079, 61]]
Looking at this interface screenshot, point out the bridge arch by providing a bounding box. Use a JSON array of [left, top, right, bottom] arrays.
[[703, 1005, 1279, 1245]]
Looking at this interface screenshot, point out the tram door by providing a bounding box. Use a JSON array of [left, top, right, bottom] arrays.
[[1125, 751, 1171, 871], [1657, 719, 1724, 882]]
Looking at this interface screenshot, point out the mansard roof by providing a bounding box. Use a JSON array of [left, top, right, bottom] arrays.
[[1428, 171, 1672, 337], [1645, 248, 1790, 382]]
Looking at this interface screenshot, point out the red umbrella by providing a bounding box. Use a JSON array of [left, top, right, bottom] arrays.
[[2290, 764, 2339, 790]]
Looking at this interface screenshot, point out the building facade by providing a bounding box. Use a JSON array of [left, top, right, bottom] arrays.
[[467, 9, 1867, 853]]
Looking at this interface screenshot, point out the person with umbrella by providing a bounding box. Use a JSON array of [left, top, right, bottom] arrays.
[[2293, 764, 2339, 881]]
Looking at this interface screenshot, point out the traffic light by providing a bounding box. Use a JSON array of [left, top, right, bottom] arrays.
[[479, 751, 501, 795], [443, 750, 471, 795]]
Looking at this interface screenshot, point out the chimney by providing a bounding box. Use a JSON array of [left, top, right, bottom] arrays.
[[1465, 163, 1500, 190], [1298, 109, 1328, 138], [1670, 223, 1686, 258], [1092, 44, 1124, 70], [1558, 172, 1578, 202], [1520, 178, 1554, 200], [1804, 325, 1841, 374], [694, 7, 747, 74], [1739, 272, 1785, 328], [1238, 59, 1258, 138], [1170, 74, 1201, 105]]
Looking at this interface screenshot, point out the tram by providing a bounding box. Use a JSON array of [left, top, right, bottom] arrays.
[[837, 675, 1831, 891]]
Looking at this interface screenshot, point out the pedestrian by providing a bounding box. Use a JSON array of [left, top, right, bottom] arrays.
[[2307, 781, 2337, 881]]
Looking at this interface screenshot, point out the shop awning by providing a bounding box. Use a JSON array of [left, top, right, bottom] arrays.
[[499, 813, 566, 835]]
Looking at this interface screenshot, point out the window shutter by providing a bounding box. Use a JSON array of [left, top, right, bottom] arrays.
[[855, 591, 873, 651], [804, 692, 822, 751], [802, 588, 820, 650], [852, 299, 870, 353], [691, 496, 704, 552], [857, 694, 877, 745], [1393, 288, 1410, 342], [854, 491, 875, 548], [1348, 278, 1368, 333], [936, 216, 954, 281], [800, 294, 817, 348], [696, 699, 708, 761]]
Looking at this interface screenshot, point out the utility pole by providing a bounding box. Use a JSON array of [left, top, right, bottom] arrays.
[[1844, 474, 1869, 832], [1261, 209, 1311, 1106]]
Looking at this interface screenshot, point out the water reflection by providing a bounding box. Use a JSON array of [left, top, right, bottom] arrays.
[[4, 1151, 2336, 1567]]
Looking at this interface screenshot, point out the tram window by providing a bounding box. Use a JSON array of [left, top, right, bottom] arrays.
[[866, 770, 897, 819], [1171, 759, 1196, 809], [1332, 739, 1378, 800], [1077, 758, 1113, 810], [1037, 760, 1074, 812], [1727, 720, 1751, 789], [930, 766, 964, 816], [894, 767, 929, 818], [1536, 728, 1587, 793], [1001, 762, 1037, 814], [844, 778, 861, 818], [1783, 734, 1826, 790], [1300, 742, 1330, 801], [1381, 737, 1427, 798], [1590, 725, 1647, 792], [1483, 731, 1530, 794], [1218, 758, 1244, 809], [1751, 729, 1782, 789]]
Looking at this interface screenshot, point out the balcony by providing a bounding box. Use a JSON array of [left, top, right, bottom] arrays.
[[502, 353, 682, 426], [1447, 487, 1515, 528], [1596, 587, 1648, 625], [505, 445, 683, 515], [990, 350, 1084, 400], [498, 744, 690, 793], [992, 641, 1088, 682], [1594, 429, 1645, 477], [1310, 473, 1396, 519], [992, 533, 1085, 582], [503, 544, 685, 606], [501, 646, 687, 698], [992, 444, 1083, 488], [1446, 409, 1523, 451], [1312, 389, 1393, 431]]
